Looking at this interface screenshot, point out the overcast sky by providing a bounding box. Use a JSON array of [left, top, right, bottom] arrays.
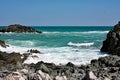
[[0, 0, 120, 26]]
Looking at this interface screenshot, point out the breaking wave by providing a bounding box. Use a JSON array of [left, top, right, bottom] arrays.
[[67, 42, 94, 47]]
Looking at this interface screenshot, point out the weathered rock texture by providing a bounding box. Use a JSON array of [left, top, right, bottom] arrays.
[[101, 21, 120, 56], [0, 24, 42, 33]]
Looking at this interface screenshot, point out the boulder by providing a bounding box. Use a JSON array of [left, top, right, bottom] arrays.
[[0, 51, 23, 69], [101, 21, 120, 56], [0, 24, 42, 33]]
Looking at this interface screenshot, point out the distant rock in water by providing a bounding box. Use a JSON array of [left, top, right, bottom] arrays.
[[0, 24, 42, 33], [101, 21, 120, 56]]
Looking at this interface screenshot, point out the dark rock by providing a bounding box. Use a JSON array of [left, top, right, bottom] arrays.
[[66, 62, 75, 67], [115, 60, 120, 67], [0, 40, 8, 48], [101, 21, 120, 56], [98, 56, 120, 67], [0, 51, 23, 69], [0, 24, 42, 33], [27, 49, 41, 53]]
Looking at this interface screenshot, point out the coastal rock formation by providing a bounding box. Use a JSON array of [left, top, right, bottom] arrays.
[[101, 21, 120, 56], [0, 24, 42, 33], [0, 55, 120, 80]]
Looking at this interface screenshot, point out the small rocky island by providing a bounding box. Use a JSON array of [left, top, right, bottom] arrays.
[[0, 24, 42, 33]]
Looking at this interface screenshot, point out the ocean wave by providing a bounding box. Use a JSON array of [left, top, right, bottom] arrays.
[[67, 42, 94, 47], [81, 31, 109, 34], [43, 31, 109, 34]]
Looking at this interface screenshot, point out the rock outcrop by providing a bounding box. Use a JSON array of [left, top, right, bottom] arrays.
[[0, 24, 42, 33], [101, 21, 120, 56]]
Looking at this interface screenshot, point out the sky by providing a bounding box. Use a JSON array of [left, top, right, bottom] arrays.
[[0, 0, 120, 26]]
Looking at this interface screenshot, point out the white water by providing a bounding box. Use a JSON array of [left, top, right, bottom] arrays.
[[0, 44, 108, 65], [43, 31, 109, 34], [67, 42, 94, 47]]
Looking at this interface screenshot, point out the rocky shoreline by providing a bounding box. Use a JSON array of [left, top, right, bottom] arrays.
[[0, 22, 120, 80], [0, 51, 120, 80]]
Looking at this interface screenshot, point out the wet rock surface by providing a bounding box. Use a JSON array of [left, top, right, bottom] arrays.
[[0, 24, 42, 33]]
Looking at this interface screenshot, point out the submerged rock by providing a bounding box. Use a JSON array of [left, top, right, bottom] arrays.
[[0, 24, 42, 33], [101, 21, 120, 56]]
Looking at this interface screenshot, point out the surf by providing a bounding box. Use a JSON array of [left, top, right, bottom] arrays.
[[67, 42, 94, 47]]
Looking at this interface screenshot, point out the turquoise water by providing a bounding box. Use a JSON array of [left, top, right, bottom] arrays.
[[0, 26, 113, 65]]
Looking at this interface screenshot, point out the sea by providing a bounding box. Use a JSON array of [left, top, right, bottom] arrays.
[[0, 26, 113, 65]]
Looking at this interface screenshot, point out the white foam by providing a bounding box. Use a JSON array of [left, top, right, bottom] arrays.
[[81, 31, 109, 34], [0, 44, 108, 65], [67, 42, 94, 47], [24, 47, 108, 65], [43, 31, 109, 34], [0, 45, 28, 54]]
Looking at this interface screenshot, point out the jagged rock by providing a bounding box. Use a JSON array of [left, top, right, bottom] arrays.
[[0, 24, 42, 33], [101, 21, 120, 56]]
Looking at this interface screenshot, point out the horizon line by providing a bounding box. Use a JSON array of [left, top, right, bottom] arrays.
[[0, 25, 113, 27]]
